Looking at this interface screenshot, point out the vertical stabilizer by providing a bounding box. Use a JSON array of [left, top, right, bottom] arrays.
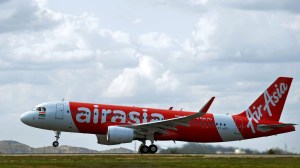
[[237, 77, 293, 122]]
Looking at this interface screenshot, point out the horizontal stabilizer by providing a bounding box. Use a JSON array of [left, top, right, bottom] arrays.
[[257, 123, 296, 132]]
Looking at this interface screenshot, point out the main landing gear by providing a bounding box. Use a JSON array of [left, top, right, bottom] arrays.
[[52, 130, 61, 147], [138, 140, 158, 154]]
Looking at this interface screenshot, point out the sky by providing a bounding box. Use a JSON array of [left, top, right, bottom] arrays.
[[0, 0, 300, 153]]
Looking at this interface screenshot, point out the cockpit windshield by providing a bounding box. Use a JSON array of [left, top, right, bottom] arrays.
[[33, 107, 46, 112]]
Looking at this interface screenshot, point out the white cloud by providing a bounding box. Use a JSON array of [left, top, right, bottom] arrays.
[[138, 32, 174, 49], [0, 0, 62, 33], [103, 55, 179, 98], [188, 8, 300, 62], [103, 68, 139, 97], [190, 0, 209, 6], [133, 18, 142, 24], [191, 11, 217, 60], [137, 56, 163, 79], [213, 0, 300, 13], [155, 71, 179, 92], [0, 1, 135, 70], [110, 30, 131, 44]]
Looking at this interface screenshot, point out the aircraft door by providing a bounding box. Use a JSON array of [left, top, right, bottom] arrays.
[[55, 103, 64, 119]]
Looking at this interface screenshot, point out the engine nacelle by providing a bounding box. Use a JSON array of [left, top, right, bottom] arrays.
[[96, 134, 118, 145], [107, 126, 134, 144]]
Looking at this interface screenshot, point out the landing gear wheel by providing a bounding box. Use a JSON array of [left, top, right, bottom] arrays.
[[149, 144, 158, 154], [139, 145, 149, 154], [53, 130, 61, 147], [52, 141, 59, 147]]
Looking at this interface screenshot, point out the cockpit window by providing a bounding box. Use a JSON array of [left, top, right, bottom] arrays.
[[34, 107, 46, 112]]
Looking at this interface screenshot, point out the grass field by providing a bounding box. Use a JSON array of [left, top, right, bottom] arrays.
[[1, 154, 300, 168]]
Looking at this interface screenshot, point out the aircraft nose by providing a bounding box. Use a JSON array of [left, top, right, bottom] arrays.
[[20, 111, 34, 126]]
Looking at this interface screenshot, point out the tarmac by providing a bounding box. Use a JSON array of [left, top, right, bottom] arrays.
[[1, 154, 299, 158]]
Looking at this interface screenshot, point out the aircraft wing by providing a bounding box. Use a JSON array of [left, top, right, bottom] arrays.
[[122, 97, 215, 136]]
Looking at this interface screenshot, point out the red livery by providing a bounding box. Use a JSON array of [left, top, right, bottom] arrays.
[[21, 77, 296, 153]]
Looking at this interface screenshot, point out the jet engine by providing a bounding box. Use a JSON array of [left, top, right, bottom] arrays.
[[96, 126, 136, 145], [96, 134, 116, 145], [107, 126, 134, 144]]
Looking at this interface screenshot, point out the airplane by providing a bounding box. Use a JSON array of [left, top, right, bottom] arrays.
[[20, 77, 296, 154]]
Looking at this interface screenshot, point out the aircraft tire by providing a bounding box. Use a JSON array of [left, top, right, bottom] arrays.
[[52, 141, 59, 147], [149, 145, 158, 154], [139, 145, 149, 154]]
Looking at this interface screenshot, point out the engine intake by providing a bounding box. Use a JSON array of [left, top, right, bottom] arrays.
[[106, 126, 134, 144]]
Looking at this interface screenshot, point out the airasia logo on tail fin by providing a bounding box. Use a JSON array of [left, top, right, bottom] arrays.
[[246, 83, 288, 133]]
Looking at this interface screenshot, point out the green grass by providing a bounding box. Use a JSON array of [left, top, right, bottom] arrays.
[[0, 155, 300, 168]]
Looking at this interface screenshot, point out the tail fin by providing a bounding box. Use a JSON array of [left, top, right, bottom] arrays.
[[237, 77, 293, 121]]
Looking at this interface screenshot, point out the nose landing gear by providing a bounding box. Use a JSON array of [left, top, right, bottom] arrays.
[[52, 141, 59, 147], [52, 130, 61, 147]]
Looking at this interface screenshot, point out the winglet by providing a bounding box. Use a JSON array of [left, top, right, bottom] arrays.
[[199, 97, 215, 113]]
